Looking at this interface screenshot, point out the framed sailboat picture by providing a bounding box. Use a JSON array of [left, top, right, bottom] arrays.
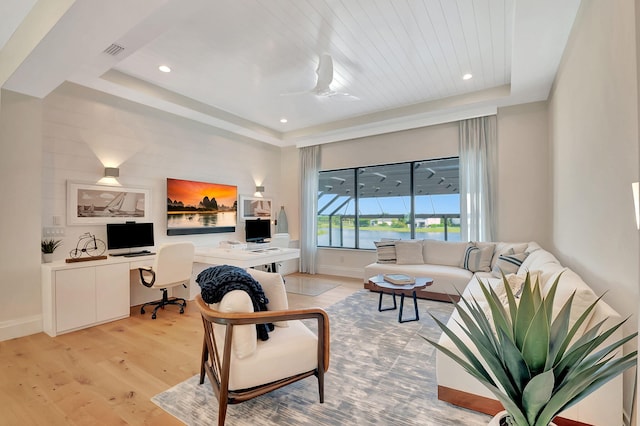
[[67, 181, 151, 225], [239, 195, 272, 220]]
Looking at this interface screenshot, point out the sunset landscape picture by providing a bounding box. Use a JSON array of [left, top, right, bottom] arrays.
[[166, 178, 237, 235]]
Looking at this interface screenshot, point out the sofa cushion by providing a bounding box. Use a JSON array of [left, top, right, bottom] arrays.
[[374, 240, 397, 264], [395, 240, 424, 264], [491, 250, 529, 277], [423, 240, 468, 266], [543, 268, 597, 338], [460, 243, 495, 272], [364, 262, 472, 296], [519, 248, 559, 273]]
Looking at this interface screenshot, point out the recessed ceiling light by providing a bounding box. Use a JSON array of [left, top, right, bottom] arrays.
[[462, 73, 473, 80], [159, 65, 171, 73], [280, 118, 288, 123]]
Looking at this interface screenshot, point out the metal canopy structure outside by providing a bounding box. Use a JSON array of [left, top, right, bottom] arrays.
[[319, 157, 460, 217]]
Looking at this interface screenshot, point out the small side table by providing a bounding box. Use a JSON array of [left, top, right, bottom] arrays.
[[368, 275, 433, 323]]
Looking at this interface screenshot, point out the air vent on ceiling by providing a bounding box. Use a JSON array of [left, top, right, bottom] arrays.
[[103, 43, 125, 56]]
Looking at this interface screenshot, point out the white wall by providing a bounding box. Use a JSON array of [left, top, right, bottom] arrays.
[[42, 83, 284, 260], [548, 0, 639, 419], [495, 102, 551, 247], [278, 146, 299, 243], [549, 0, 638, 324], [0, 90, 44, 340]]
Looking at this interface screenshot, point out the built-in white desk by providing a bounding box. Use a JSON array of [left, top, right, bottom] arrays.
[[41, 246, 300, 337]]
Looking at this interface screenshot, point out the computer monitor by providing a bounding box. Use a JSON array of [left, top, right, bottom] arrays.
[[106, 222, 155, 250], [245, 219, 270, 243]]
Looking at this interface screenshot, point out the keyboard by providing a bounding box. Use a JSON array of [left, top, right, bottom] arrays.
[[123, 252, 155, 257]]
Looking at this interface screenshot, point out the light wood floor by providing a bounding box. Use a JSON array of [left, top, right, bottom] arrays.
[[0, 273, 362, 425]]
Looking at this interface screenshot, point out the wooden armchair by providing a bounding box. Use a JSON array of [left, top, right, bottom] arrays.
[[195, 270, 330, 426]]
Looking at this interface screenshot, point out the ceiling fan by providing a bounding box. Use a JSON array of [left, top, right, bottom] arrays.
[[282, 54, 359, 100]]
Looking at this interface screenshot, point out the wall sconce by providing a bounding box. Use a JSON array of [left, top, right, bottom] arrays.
[[633, 182, 639, 229], [254, 185, 265, 197], [104, 167, 119, 178]]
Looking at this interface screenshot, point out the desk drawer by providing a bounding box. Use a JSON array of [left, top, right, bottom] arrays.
[[129, 259, 154, 270]]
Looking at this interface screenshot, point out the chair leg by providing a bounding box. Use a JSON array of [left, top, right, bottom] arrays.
[[141, 288, 187, 319], [317, 369, 325, 403], [218, 389, 229, 426], [200, 337, 207, 385]]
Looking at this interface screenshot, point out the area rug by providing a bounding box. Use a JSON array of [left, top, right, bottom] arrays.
[[283, 275, 341, 296], [152, 290, 491, 426]]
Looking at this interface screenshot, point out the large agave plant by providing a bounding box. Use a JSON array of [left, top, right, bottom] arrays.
[[425, 273, 637, 426]]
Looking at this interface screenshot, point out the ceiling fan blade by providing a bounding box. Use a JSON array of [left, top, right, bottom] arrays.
[[281, 53, 358, 100], [313, 54, 333, 94]]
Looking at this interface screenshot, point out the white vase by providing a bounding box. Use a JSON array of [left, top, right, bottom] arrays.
[[489, 411, 557, 426], [275, 206, 288, 233], [42, 253, 53, 263]]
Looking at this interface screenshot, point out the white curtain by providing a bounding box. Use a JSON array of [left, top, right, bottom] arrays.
[[299, 145, 320, 274], [459, 115, 497, 242]]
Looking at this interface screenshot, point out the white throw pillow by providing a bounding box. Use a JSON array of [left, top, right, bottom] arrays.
[[247, 268, 289, 328], [460, 242, 495, 272], [215, 290, 257, 359], [492, 250, 530, 277], [491, 242, 529, 269], [395, 240, 424, 264], [374, 240, 397, 264]]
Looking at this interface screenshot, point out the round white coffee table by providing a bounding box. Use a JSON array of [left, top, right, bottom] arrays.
[[368, 275, 433, 323]]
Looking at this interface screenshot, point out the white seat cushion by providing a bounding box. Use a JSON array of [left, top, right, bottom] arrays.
[[227, 320, 318, 390]]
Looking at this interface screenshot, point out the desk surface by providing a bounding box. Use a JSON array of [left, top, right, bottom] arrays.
[[41, 246, 300, 271], [193, 247, 300, 268]]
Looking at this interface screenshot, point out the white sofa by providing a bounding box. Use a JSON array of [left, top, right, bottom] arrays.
[[364, 240, 623, 426]]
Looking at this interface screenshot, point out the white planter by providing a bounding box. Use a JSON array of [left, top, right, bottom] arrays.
[[42, 253, 53, 263], [489, 411, 557, 426]]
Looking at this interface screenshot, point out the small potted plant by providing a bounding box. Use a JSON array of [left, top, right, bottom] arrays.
[[424, 273, 637, 426], [41, 238, 62, 263]]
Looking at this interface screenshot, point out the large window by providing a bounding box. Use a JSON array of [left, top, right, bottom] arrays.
[[317, 158, 460, 249]]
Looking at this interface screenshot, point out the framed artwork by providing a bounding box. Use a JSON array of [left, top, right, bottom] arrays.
[[239, 195, 272, 220], [166, 178, 237, 235], [67, 181, 151, 225]]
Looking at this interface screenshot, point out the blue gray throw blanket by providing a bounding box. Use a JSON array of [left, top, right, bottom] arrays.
[[196, 265, 274, 341]]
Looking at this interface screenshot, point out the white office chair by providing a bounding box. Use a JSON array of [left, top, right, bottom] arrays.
[[138, 242, 195, 319]]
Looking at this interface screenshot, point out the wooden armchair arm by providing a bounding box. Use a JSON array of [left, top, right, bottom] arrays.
[[195, 294, 330, 371]]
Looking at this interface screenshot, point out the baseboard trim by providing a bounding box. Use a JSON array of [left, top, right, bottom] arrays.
[[437, 386, 591, 426], [0, 314, 43, 342]]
